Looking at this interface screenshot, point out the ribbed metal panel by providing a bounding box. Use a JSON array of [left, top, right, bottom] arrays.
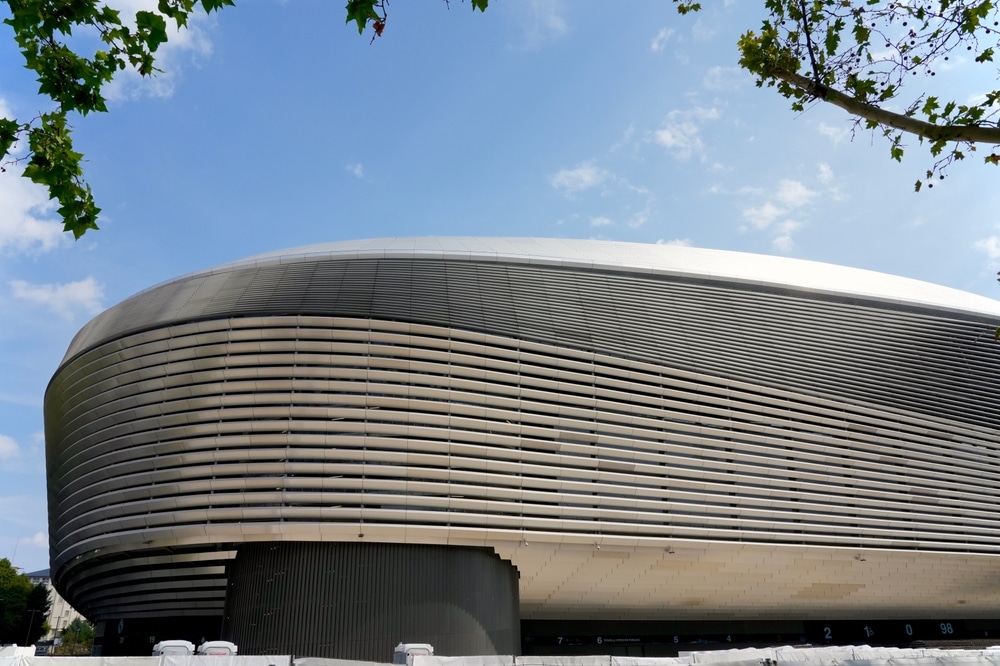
[[55, 260, 1000, 430], [222, 542, 519, 659], [44, 243, 1000, 641]]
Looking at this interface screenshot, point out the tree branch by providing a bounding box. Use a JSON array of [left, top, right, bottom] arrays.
[[772, 67, 1000, 144]]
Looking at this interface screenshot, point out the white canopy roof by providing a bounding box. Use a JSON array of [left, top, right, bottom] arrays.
[[187, 237, 1000, 317]]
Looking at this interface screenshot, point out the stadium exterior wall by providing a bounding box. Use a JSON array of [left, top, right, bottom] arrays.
[[44, 238, 1000, 658]]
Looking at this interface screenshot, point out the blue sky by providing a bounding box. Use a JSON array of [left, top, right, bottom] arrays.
[[1, 0, 1000, 574]]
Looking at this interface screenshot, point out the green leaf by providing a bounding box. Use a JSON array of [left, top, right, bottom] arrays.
[[852, 21, 870, 45], [345, 0, 379, 34], [135, 11, 169, 51], [200, 0, 236, 12], [0, 118, 20, 158], [471, 0, 489, 11], [674, 1, 703, 14]]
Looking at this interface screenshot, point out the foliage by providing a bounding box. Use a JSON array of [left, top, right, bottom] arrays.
[[55, 617, 95, 655], [717, 0, 1000, 190], [346, 0, 488, 38], [0, 558, 51, 644], [1, 0, 235, 239]]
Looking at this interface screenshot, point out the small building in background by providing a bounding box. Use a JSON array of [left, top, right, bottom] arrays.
[[26, 569, 85, 641]]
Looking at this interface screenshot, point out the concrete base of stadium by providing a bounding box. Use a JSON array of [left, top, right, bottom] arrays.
[[221, 542, 521, 660]]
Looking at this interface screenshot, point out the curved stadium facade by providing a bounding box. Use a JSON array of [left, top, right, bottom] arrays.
[[46, 238, 1000, 658]]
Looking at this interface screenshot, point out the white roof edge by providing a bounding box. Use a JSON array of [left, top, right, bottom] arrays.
[[139, 237, 1000, 318]]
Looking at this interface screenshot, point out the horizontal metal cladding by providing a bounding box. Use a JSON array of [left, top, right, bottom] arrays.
[[57, 259, 1000, 431], [47, 308, 1000, 620]]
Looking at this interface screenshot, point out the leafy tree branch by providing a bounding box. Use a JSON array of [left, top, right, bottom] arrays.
[[723, 0, 1000, 190], [1, 0, 234, 239]]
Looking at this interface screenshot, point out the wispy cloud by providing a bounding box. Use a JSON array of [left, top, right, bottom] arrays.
[[650, 27, 675, 52], [743, 202, 786, 230], [657, 238, 692, 247], [346, 163, 364, 178], [818, 122, 850, 143], [772, 220, 802, 251], [10, 277, 105, 320], [775, 179, 818, 208], [27, 531, 47, 548], [691, 17, 718, 41], [0, 435, 20, 460], [739, 178, 822, 251], [652, 107, 720, 160], [550, 161, 656, 230], [550, 160, 609, 196], [702, 66, 746, 92], [508, 0, 568, 50], [975, 236, 1000, 262]]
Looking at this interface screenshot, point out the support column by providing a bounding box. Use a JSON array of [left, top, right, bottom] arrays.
[[222, 542, 520, 660]]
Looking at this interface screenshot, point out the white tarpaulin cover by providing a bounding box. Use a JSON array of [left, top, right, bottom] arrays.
[[0, 656, 290, 666], [11, 646, 1000, 666], [415, 656, 514, 666], [610, 657, 689, 666], [515, 658, 611, 666], [295, 658, 386, 666]]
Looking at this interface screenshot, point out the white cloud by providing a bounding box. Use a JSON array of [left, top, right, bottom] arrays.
[[346, 163, 364, 178], [627, 204, 651, 228], [691, 17, 717, 41], [550, 161, 608, 195], [10, 276, 105, 320], [772, 233, 796, 252], [653, 107, 720, 160], [551, 161, 655, 230], [532, 0, 567, 35], [104, 1, 217, 101], [775, 179, 817, 208], [702, 66, 746, 92], [818, 163, 834, 184], [975, 236, 1000, 260], [740, 179, 819, 249], [509, 0, 568, 49], [0, 435, 20, 460], [743, 202, 785, 230], [773, 220, 803, 251], [818, 122, 850, 143], [776, 219, 802, 235], [650, 28, 675, 52], [0, 172, 66, 255], [26, 532, 47, 548], [657, 238, 692, 247], [610, 124, 636, 153]]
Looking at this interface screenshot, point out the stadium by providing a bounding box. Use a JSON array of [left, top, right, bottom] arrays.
[[45, 237, 1000, 659]]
